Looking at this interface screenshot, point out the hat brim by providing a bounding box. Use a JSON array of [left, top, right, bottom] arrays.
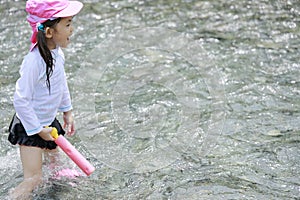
[[53, 1, 83, 18]]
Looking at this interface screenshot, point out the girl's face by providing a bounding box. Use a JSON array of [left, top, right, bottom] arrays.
[[47, 17, 74, 49]]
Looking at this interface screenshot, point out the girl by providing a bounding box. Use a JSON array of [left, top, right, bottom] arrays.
[[8, 0, 83, 199]]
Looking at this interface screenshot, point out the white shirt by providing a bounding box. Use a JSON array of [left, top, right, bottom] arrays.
[[14, 47, 72, 136]]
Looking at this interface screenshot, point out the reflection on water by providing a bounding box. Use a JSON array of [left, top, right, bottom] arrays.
[[0, 0, 299, 199]]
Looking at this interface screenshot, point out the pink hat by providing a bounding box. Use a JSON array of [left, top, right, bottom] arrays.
[[26, 0, 83, 50]]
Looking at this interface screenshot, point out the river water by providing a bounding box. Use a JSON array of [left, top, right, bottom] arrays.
[[0, 0, 299, 199]]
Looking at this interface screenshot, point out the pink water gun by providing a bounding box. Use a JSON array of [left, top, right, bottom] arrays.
[[50, 127, 95, 176]]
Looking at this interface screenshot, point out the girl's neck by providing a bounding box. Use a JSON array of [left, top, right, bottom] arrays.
[[46, 39, 57, 50]]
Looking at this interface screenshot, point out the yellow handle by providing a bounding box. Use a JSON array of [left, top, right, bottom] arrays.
[[50, 127, 58, 139]]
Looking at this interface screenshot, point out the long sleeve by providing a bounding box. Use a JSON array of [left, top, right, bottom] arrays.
[[58, 70, 72, 112], [14, 53, 43, 136]]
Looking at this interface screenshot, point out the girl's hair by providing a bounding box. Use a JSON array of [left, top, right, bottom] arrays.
[[36, 18, 61, 94]]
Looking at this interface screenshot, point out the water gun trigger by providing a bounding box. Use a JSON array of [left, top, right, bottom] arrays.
[[50, 127, 59, 139]]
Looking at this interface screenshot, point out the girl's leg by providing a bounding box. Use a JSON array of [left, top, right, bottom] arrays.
[[10, 145, 43, 199], [44, 147, 60, 171], [45, 148, 82, 179]]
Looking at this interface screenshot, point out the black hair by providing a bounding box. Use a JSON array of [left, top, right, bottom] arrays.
[[36, 18, 61, 94]]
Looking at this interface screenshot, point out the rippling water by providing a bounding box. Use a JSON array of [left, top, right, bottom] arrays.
[[0, 0, 299, 199]]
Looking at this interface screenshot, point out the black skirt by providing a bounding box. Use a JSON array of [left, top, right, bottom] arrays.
[[8, 114, 65, 150]]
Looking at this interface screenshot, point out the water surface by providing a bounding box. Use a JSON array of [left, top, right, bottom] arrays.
[[0, 0, 299, 199]]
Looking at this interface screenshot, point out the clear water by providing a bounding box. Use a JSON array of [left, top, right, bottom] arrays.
[[0, 0, 299, 199]]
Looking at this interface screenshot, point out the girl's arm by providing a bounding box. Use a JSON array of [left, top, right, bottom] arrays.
[[14, 54, 43, 136], [38, 127, 54, 141], [58, 49, 74, 136], [63, 110, 75, 136]]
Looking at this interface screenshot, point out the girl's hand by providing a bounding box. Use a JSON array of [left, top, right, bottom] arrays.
[[38, 127, 54, 141], [63, 111, 75, 136]]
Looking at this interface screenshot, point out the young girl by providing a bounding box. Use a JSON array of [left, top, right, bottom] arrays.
[[8, 0, 83, 199]]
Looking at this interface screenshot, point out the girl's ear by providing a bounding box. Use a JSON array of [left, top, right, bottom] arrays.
[[45, 27, 53, 39]]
